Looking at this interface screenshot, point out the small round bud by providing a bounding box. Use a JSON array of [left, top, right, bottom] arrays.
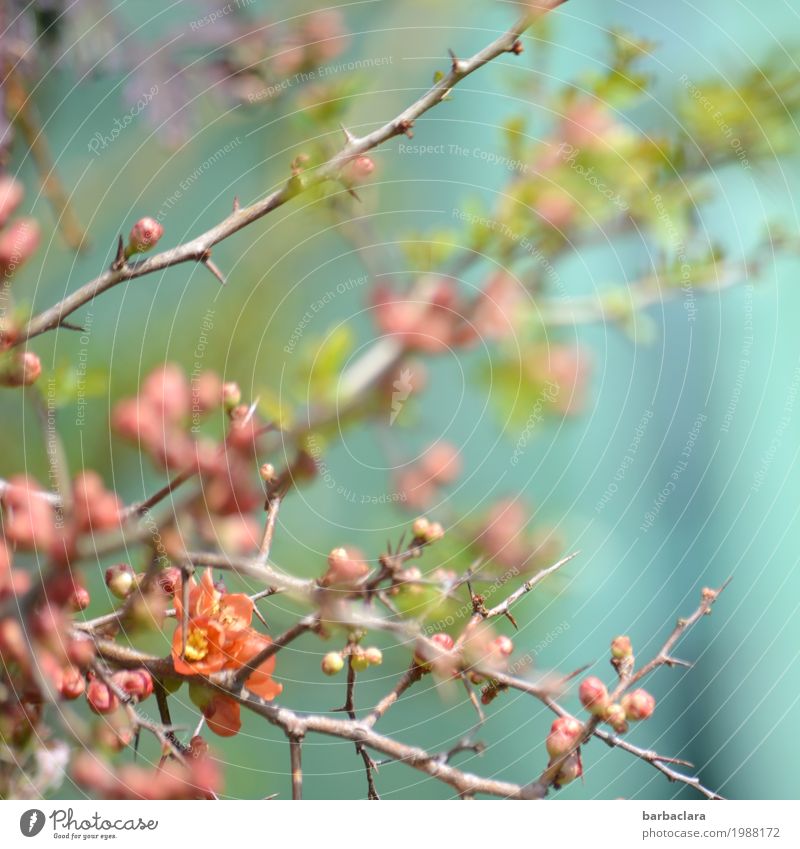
[[610, 635, 633, 659], [364, 647, 383, 666], [111, 669, 153, 701], [412, 517, 430, 538], [69, 585, 91, 612], [321, 652, 344, 676], [127, 217, 163, 255], [604, 703, 629, 734], [86, 679, 119, 715], [701, 587, 718, 602], [350, 649, 370, 672], [414, 632, 455, 668], [0, 351, 42, 387], [492, 635, 514, 657], [105, 563, 135, 599], [259, 463, 277, 483], [67, 635, 96, 668], [59, 666, 86, 700], [578, 676, 610, 716], [545, 716, 583, 758], [346, 154, 376, 183], [321, 547, 369, 589], [424, 521, 445, 543], [222, 382, 241, 411], [621, 688, 655, 721]]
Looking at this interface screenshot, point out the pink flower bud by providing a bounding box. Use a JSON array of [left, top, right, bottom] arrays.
[[320, 547, 369, 588], [492, 635, 514, 657], [86, 679, 119, 715], [610, 635, 633, 659], [414, 632, 455, 668], [345, 154, 376, 183], [0, 351, 42, 387], [69, 585, 91, 612], [0, 218, 40, 273], [111, 669, 153, 701], [578, 676, 610, 716], [321, 652, 344, 676], [105, 563, 135, 599], [421, 441, 462, 484], [0, 176, 24, 227], [127, 217, 163, 255], [59, 666, 86, 700], [621, 689, 655, 721], [545, 716, 583, 758]]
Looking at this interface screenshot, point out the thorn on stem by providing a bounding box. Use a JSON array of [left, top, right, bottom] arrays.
[[200, 250, 227, 286], [111, 235, 126, 271]]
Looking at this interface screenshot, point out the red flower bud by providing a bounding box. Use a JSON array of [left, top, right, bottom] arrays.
[[0, 351, 42, 387], [621, 688, 655, 721], [59, 666, 86, 700], [105, 563, 135, 599], [111, 669, 153, 701], [86, 679, 119, 715], [127, 217, 163, 255], [69, 585, 91, 612], [0, 218, 40, 274], [545, 716, 583, 758], [578, 676, 610, 716], [67, 635, 96, 668]]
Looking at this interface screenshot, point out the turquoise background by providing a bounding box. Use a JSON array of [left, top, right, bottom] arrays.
[[3, 0, 799, 799]]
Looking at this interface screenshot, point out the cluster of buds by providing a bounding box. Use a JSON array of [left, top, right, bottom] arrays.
[[321, 645, 383, 676], [112, 364, 266, 545], [72, 741, 219, 799], [410, 516, 445, 544], [577, 643, 656, 736]]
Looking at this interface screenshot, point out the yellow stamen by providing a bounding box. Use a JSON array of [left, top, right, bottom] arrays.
[[185, 628, 209, 662]]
